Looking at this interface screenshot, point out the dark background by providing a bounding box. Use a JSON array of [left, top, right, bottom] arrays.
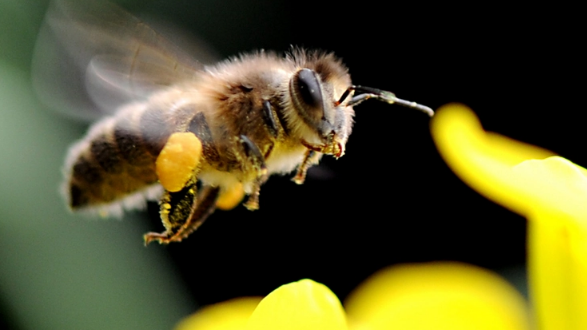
[[1, 1, 584, 329]]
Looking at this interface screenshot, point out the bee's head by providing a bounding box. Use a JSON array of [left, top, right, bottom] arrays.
[[289, 66, 354, 158]]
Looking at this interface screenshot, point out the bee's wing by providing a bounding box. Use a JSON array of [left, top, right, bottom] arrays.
[[32, 0, 213, 121]]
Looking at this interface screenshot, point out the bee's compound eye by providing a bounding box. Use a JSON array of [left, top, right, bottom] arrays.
[[293, 68, 323, 108]]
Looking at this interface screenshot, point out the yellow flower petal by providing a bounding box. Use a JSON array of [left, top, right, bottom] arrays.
[[431, 103, 555, 216], [174, 297, 261, 330], [514, 159, 587, 330], [528, 210, 587, 330], [431, 104, 587, 330], [245, 279, 348, 330], [512, 157, 587, 218], [344, 262, 529, 330]]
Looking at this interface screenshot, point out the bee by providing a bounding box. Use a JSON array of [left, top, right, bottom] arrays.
[[35, 0, 433, 245]]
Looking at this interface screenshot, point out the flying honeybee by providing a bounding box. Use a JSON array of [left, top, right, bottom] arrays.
[[34, 0, 434, 245]]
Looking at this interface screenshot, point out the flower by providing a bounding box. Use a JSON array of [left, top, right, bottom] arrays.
[[176, 104, 587, 330], [431, 104, 587, 329], [175, 263, 529, 330]]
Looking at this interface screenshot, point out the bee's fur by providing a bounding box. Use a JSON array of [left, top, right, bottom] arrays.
[[63, 50, 355, 231]]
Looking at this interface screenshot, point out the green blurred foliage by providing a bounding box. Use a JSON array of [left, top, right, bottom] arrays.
[[0, 1, 198, 329]]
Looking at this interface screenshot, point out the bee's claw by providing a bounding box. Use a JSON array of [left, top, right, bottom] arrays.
[[143, 232, 170, 245], [243, 197, 259, 210]]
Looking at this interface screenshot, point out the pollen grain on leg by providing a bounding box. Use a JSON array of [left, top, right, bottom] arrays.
[[216, 182, 245, 210], [156, 132, 202, 192]]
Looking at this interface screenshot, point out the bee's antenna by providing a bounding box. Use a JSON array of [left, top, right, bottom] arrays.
[[337, 85, 434, 117]]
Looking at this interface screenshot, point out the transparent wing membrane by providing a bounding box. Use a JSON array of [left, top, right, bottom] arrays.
[[33, 0, 207, 121]]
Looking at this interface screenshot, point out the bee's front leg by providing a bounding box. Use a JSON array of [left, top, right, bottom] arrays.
[[238, 135, 268, 210], [293, 149, 321, 184]]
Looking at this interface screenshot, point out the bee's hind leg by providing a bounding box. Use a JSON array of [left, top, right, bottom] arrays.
[[143, 182, 220, 245], [144, 131, 219, 245], [239, 135, 268, 211]]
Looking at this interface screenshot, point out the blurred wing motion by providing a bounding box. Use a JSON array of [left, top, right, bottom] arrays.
[[32, 0, 208, 121]]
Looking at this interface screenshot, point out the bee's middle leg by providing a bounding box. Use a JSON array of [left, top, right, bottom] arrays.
[[238, 135, 267, 210]]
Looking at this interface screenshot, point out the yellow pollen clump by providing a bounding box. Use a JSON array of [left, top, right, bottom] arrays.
[[156, 132, 202, 192], [216, 183, 245, 210]]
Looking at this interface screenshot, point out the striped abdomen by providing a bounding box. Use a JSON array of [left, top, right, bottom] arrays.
[[65, 98, 209, 210]]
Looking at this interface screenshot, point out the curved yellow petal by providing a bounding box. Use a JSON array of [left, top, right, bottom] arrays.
[[431, 104, 587, 330], [512, 157, 587, 219], [345, 262, 529, 330], [245, 279, 348, 330], [174, 297, 262, 330], [431, 103, 555, 216]]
